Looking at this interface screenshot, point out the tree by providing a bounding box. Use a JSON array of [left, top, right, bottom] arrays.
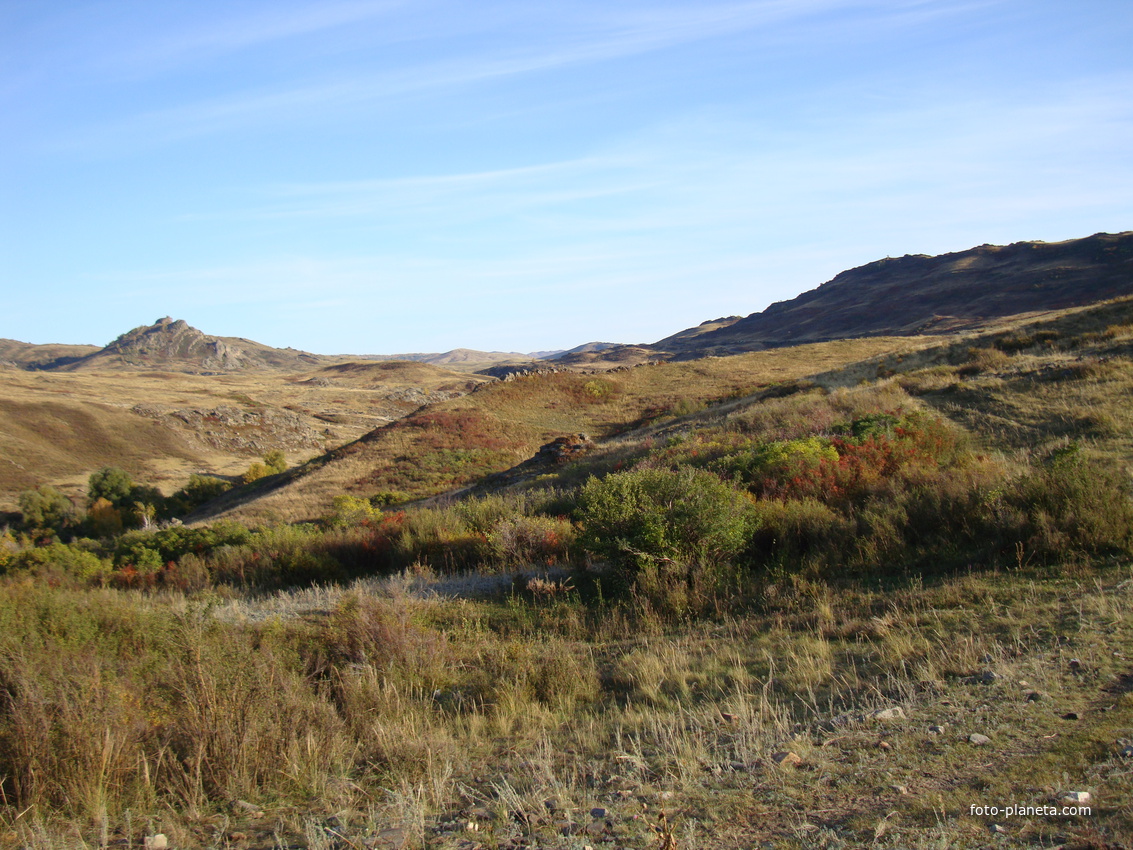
[[88, 467, 134, 507], [18, 485, 73, 532], [263, 450, 287, 474]]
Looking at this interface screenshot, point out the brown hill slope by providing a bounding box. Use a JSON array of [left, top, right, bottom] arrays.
[[559, 231, 1133, 365], [0, 339, 100, 370], [192, 335, 943, 524], [0, 359, 493, 511], [685, 230, 1133, 353]]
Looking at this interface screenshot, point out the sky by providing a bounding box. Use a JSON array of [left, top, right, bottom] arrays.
[[2, 1, 1132, 355]]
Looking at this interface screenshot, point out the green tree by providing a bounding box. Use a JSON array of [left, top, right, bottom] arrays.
[[87, 466, 134, 507], [263, 450, 287, 474], [17, 485, 74, 532]]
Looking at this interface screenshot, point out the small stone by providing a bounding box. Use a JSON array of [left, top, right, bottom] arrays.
[[720, 712, 739, 723], [728, 761, 748, 772], [1063, 791, 1091, 804], [144, 836, 168, 850], [891, 784, 909, 795], [969, 733, 992, 746], [1069, 658, 1082, 670], [589, 807, 606, 819], [1120, 745, 1133, 759], [978, 670, 998, 684], [877, 740, 891, 750], [871, 707, 906, 720], [1061, 712, 1080, 721], [374, 827, 410, 849], [1018, 680, 1031, 688], [772, 751, 803, 766], [929, 725, 945, 734], [1026, 691, 1044, 702], [988, 823, 1008, 835]]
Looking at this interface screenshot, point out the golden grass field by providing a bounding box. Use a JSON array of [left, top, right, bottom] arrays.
[[2, 298, 1133, 848], [0, 361, 491, 511]]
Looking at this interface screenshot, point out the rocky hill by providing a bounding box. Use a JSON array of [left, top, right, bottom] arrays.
[[53, 317, 334, 373], [558, 231, 1133, 364]]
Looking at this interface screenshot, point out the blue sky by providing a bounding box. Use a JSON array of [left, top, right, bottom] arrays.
[[2, 1, 1131, 355]]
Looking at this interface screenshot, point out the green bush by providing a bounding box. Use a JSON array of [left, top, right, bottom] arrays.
[[4, 541, 111, 584], [164, 473, 232, 517], [577, 467, 756, 572], [1013, 449, 1133, 559]]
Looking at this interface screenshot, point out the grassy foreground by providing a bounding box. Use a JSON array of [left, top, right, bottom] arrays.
[[0, 564, 1130, 849]]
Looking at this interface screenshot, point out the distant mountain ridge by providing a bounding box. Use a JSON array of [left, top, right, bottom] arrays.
[[6, 231, 1132, 374], [556, 231, 1133, 364], [683, 231, 1133, 354]]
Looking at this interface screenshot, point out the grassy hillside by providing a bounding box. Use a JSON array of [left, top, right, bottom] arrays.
[[0, 339, 100, 370], [197, 335, 945, 524], [0, 361, 491, 510], [2, 297, 1132, 849]]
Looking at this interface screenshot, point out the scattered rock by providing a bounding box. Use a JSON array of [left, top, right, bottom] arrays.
[[1061, 712, 1080, 721], [720, 711, 739, 723], [589, 807, 607, 820], [1069, 658, 1082, 671], [536, 433, 595, 464], [1119, 745, 1133, 759], [1026, 691, 1045, 702], [891, 784, 909, 795], [988, 823, 1009, 835], [772, 751, 803, 766], [1063, 791, 1091, 804], [373, 827, 411, 849], [969, 733, 992, 746], [877, 740, 891, 750], [143, 836, 168, 850], [978, 670, 999, 684], [871, 707, 906, 721], [929, 725, 945, 734]]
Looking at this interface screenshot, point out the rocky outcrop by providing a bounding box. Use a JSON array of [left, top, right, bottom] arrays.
[[131, 404, 326, 454], [55, 318, 332, 374]]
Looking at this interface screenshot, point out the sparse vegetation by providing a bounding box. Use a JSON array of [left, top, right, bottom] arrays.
[[2, 296, 1133, 847]]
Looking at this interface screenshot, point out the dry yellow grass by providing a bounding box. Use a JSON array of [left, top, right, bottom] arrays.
[[0, 361, 491, 510], [202, 335, 948, 524]]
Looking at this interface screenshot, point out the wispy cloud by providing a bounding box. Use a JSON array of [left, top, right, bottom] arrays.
[[55, 0, 981, 152]]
